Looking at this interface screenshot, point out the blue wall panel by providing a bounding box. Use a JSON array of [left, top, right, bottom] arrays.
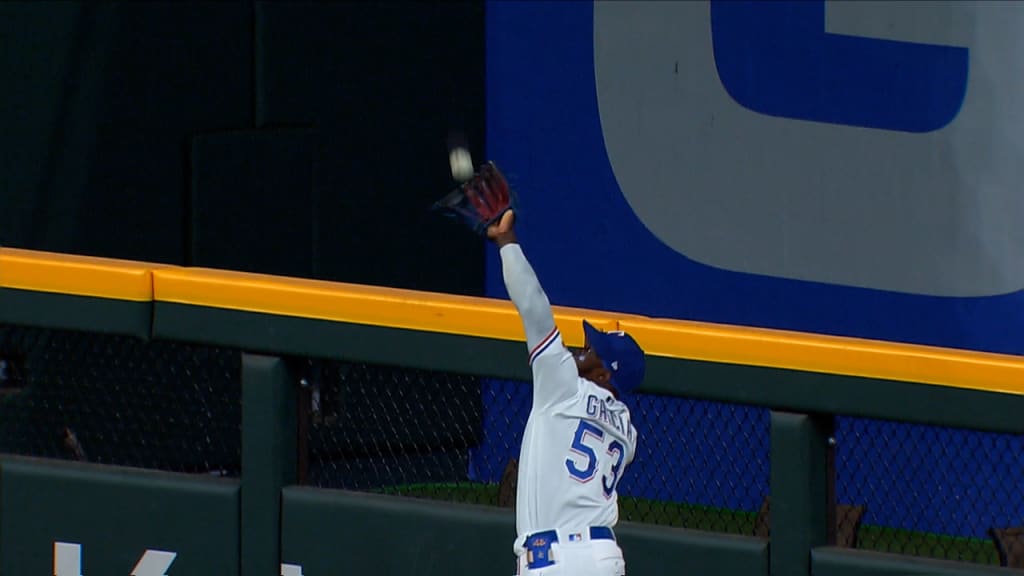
[[482, 0, 1024, 539]]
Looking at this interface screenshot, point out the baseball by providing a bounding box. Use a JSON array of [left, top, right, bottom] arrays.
[[449, 147, 474, 182]]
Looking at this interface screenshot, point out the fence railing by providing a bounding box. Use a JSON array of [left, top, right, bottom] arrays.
[[1, 246, 1022, 576]]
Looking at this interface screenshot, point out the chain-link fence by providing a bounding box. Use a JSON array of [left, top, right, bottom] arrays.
[[300, 358, 770, 534], [0, 324, 241, 475], [835, 415, 1024, 567], [298, 359, 483, 498]]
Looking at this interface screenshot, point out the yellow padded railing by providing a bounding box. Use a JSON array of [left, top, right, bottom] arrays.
[[0, 247, 166, 301], [151, 266, 620, 347], [3, 247, 1024, 395]]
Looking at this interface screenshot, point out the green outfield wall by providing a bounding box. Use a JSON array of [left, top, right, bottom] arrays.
[[1, 248, 1023, 576]]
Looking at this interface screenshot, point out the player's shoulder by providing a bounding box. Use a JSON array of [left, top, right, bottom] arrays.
[[577, 377, 607, 398], [529, 327, 570, 367], [574, 379, 622, 414]]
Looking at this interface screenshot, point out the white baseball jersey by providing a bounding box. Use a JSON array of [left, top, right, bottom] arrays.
[[500, 244, 638, 557]]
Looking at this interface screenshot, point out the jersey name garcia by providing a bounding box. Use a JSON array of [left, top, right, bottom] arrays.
[[515, 327, 638, 537]]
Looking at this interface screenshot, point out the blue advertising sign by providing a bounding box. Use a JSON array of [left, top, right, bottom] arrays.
[[477, 0, 1024, 541], [485, 0, 1024, 355]]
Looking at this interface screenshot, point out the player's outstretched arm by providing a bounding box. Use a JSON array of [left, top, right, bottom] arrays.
[[488, 211, 558, 353]]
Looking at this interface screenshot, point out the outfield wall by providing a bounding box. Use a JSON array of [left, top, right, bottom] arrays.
[[1, 247, 1022, 575]]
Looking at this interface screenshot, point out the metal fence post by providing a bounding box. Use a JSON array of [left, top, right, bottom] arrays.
[[242, 354, 297, 575], [770, 410, 834, 576]]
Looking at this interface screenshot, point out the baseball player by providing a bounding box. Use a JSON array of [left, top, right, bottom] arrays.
[[487, 210, 646, 576]]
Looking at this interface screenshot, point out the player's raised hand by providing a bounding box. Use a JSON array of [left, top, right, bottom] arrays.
[[487, 209, 517, 245]]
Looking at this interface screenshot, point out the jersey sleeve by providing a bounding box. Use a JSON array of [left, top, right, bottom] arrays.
[[500, 243, 579, 407], [499, 243, 557, 351]]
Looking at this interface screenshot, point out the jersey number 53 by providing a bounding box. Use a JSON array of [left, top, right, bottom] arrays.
[[565, 420, 626, 498]]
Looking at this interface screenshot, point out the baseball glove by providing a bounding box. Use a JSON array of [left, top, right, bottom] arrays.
[[432, 161, 517, 235]]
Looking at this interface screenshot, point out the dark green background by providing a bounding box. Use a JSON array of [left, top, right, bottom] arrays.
[[0, 1, 486, 295]]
